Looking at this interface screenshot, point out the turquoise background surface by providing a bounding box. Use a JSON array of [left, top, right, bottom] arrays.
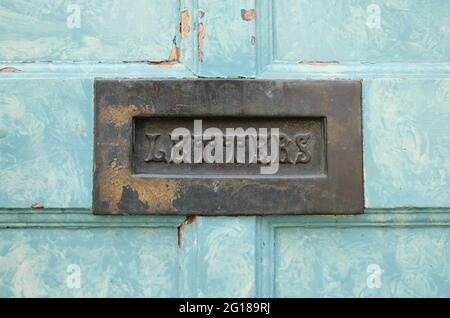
[[0, 0, 449, 297]]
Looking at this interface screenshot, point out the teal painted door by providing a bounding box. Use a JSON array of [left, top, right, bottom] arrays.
[[0, 0, 449, 297]]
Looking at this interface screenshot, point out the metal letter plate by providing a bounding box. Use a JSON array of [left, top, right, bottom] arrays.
[[93, 79, 363, 215]]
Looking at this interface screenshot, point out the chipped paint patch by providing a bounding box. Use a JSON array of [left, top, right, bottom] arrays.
[[299, 61, 340, 66], [185, 215, 196, 225], [251, 36, 256, 46], [122, 60, 178, 68], [148, 60, 178, 68], [198, 23, 205, 62], [31, 203, 44, 209], [241, 9, 256, 21], [198, 10, 205, 19], [122, 37, 179, 68], [168, 36, 180, 62], [180, 10, 190, 39], [0, 67, 19, 72], [122, 60, 148, 64]]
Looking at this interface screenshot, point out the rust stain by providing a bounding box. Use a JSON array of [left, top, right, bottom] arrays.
[[122, 60, 148, 64], [198, 23, 205, 62], [98, 156, 178, 214], [251, 35, 256, 46], [130, 178, 178, 210], [180, 10, 190, 39], [31, 203, 44, 209], [0, 67, 18, 72], [241, 9, 256, 21], [99, 160, 128, 212], [98, 104, 140, 128], [299, 60, 340, 66]]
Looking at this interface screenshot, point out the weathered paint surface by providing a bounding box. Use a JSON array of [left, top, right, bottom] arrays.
[[274, 0, 450, 63], [0, 79, 93, 208], [273, 226, 450, 297], [0, 227, 180, 297], [1, 0, 450, 297], [194, 0, 257, 77], [195, 217, 257, 297], [364, 79, 450, 207], [0, 0, 179, 62]]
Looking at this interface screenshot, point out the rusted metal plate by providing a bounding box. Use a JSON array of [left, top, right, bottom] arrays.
[[93, 79, 363, 215]]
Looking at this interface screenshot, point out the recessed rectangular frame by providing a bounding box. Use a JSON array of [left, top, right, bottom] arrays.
[[132, 116, 326, 177], [93, 79, 363, 215]]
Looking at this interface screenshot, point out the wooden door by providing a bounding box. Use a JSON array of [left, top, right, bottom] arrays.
[[0, 0, 449, 297]]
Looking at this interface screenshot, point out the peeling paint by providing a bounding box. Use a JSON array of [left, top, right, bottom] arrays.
[[299, 61, 340, 66], [180, 10, 190, 39], [168, 36, 180, 62], [122, 60, 178, 68], [198, 10, 205, 19], [129, 178, 178, 211], [251, 36, 256, 46], [177, 224, 183, 247], [177, 215, 196, 247], [198, 23, 205, 62], [148, 60, 178, 68], [31, 203, 44, 209], [241, 9, 256, 21], [0, 67, 19, 72], [122, 36, 179, 68], [185, 215, 196, 225]]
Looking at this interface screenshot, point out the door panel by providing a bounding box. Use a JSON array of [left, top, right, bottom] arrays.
[[0, 79, 93, 208], [273, 0, 450, 63], [273, 226, 450, 297], [194, 0, 257, 77], [0, 227, 180, 297], [364, 79, 450, 207], [195, 217, 257, 297], [0, 0, 179, 62]]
